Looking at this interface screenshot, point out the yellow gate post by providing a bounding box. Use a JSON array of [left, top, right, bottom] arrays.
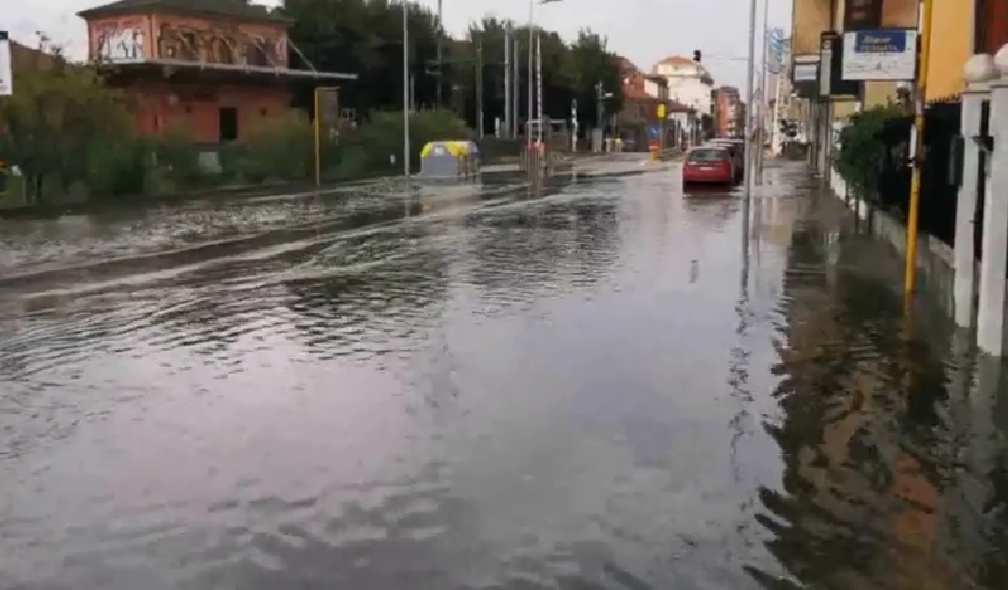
[[313, 87, 341, 188], [903, 0, 936, 301], [657, 102, 666, 161]]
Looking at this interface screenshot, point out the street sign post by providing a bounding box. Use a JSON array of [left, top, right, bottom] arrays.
[[656, 103, 666, 155]]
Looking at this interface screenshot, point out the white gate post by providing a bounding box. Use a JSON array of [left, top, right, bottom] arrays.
[[954, 55, 996, 327], [977, 46, 1008, 355]]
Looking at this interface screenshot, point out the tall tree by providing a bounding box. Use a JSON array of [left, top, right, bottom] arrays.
[[282, 0, 624, 132], [569, 29, 623, 130]]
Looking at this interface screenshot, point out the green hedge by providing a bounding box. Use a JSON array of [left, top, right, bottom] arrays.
[[835, 104, 907, 201], [6, 108, 472, 205]]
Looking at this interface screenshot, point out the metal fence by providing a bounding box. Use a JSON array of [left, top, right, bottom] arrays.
[[873, 100, 962, 248]]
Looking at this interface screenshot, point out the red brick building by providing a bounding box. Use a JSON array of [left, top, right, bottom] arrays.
[[613, 57, 693, 150], [77, 0, 355, 143], [712, 86, 745, 138]]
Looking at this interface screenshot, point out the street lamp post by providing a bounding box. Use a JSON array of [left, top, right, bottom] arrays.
[[527, 1, 534, 151], [536, 33, 543, 144], [596, 82, 603, 130], [527, 0, 563, 149], [755, 0, 769, 185], [743, 0, 757, 201], [402, 1, 410, 181], [595, 81, 613, 151]]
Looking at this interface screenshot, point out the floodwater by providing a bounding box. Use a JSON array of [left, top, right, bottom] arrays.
[[1, 161, 1007, 589]]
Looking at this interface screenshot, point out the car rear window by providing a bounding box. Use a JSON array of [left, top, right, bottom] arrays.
[[688, 149, 728, 162]]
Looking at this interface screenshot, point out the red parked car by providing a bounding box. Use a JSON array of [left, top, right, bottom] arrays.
[[682, 147, 735, 187], [707, 138, 745, 181]]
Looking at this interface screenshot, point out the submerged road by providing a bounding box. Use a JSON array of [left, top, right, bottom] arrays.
[[1, 158, 1007, 589]]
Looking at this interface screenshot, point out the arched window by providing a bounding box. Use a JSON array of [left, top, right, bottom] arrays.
[[246, 42, 269, 66], [216, 39, 234, 64]]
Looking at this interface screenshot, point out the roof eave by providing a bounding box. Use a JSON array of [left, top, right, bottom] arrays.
[[77, 6, 292, 24]]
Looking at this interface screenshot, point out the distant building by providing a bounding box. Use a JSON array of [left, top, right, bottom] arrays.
[[651, 55, 714, 117], [712, 86, 745, 138], [642, 74, 669, 101], [76, 0, 356, 143], [612, 56, 694, 150]]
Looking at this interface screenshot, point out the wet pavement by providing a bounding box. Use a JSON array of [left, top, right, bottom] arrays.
[[2, 160, 1008, 589]]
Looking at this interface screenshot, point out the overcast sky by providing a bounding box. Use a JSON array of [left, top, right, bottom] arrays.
[[8, 0, 792, 89]]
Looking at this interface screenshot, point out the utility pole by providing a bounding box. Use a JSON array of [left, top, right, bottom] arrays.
[[535, 34, 543, 144], [513, 37, 520, 137], [402, 2, 410, 181], [743, 0, 756, 202], [596, 81, 602, 129], [476, 40, 484, 139], [527, 8, 534, 149], [504, 24, 511, 138], [755, 0, 769, 185], [435, 0, 443, 108]]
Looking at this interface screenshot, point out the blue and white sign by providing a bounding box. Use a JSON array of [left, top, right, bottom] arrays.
[[841, 28, 916, 81], [767, 28, 787, 75]]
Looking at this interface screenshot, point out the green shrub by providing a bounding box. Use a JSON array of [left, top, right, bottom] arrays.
[[835, 104, 907, 200], [154, 124, 206, 190], [233, 111, 314, 182], [85, 135, 152, 199], [217, 140, 247, 183], [343, 109, 471, 175]]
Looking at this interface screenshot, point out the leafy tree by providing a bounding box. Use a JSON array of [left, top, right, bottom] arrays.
[[0, 50, 135, 203], [569, 29, 624, 130], [835, 104, 907, 204], [283, 0, 444, 116], [282, 0, 623, 132]]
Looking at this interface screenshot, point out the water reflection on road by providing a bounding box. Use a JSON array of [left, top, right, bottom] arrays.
[[2, 163, 1008, 589]]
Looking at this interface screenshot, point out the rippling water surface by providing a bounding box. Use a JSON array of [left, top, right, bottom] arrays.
[[2, 163, 1008, 589]]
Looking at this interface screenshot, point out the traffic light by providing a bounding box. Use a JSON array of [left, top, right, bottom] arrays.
[[693, 49, 701, 63]]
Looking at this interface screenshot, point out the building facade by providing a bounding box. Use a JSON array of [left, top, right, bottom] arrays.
[[712, 86, 744, 138], [614, 56, 694, 150], [651, 55, 714, 117], [78, 0, 354, 143], [643, 74, 669, 101]]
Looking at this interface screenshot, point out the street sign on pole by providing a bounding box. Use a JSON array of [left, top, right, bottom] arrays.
[[767, 27, 786, 75], [0, 31, 12, 97]]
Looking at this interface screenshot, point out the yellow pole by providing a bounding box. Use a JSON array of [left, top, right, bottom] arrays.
[[313, 87, 321, 188], [903, 0, 935, 300]]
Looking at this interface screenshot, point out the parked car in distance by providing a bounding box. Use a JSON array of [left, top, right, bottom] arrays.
[[706, 138, 744, 182], [682, 147, 734, 187]]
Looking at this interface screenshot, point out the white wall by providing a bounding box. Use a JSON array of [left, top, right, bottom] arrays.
[[643, 79, 668, 100], [654, 62, 713, 116]]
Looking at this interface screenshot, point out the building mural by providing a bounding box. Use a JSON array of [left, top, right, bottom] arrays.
[[155, 20, 286, 67], [95, 22, 146, 61]]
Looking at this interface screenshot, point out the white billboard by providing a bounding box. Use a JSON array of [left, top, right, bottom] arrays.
[[841, 28, 917, 81], [0, 31, 12, 96]]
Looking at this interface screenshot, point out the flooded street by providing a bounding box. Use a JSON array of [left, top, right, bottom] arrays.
[[2, 161, 1007, 589]]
